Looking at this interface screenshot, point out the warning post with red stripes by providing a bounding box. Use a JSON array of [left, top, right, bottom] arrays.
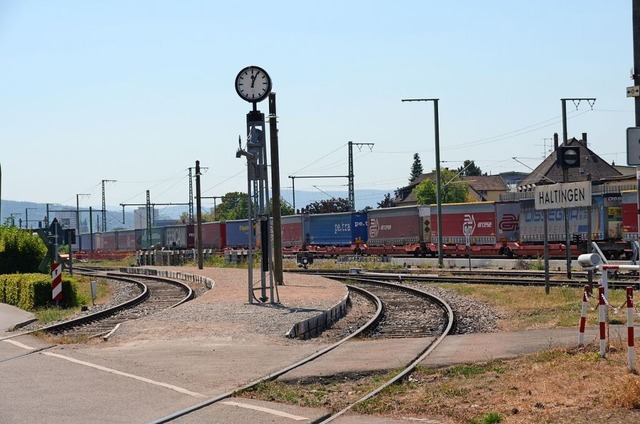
[[51, 261, 62, 301]]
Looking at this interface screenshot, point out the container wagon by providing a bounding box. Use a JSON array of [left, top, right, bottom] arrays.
[[366, 205, 432, 256], [116, 229, 137, 250], [622, 190, 638, 241], [198, 222, 226, 250], [305, 212, 367, 246], [280, 215, 305, 247], [225, 219, 252, 248], [163, 224, 195, 249], [135, 227, 164, 250]]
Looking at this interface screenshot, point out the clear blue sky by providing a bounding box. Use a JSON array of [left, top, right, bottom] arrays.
[[0, 1, 634, 212]]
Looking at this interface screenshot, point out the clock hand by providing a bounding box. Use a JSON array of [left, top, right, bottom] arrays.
[[250, 73, 258, 88]]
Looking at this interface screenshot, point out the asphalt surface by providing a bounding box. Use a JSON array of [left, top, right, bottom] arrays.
[[0, 276, 633, 424]]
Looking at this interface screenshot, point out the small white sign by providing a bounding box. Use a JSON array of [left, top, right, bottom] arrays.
[[628, 86, 640, 97], [534, 181, 591, 210]]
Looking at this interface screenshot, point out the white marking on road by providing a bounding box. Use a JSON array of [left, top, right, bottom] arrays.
[[42, 352, 206, 398], [221, 400, 309, 421], [2, 339, 36, 350]]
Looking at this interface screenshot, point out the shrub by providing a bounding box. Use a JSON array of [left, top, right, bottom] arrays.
[[0, 227, 47, 274], [0, 273, 82, 310]]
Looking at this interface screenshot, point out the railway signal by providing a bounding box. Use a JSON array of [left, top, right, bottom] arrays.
[[557, 145, 580, 168]]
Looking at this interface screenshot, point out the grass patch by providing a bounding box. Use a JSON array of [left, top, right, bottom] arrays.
[[470, 412, 504, 423], [434, 282, 636, 331], [32, 276, 111, 324]]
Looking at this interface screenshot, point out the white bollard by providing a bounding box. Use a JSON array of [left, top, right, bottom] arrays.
[[627, 287, 636, 372], [599, 286, 607, 358]]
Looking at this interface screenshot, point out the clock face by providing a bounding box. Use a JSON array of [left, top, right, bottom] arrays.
[[235, 66, 272, 103]]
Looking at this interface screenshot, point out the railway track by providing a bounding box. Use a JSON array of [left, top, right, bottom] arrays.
[[292, 267, 640, 290], [38, 272, 194, 340], [346, 278, 450, 338], [149, 276, 453, 423]]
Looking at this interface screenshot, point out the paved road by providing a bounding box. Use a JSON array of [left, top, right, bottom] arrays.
[[2, 290, 632, 424]]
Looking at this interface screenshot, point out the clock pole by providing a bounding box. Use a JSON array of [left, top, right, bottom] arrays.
[[235, 66, 275, 304]]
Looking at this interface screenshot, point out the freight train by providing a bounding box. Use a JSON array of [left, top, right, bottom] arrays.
[[73, 189, 640, 260]]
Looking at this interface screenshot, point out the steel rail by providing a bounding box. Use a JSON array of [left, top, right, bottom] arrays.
[[147, 285, 384, 424], [315, 276, 454, 423], [3, 272, 193, 340]]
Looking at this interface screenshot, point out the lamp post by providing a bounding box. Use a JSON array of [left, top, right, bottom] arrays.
[[402, 98, 443, 268]]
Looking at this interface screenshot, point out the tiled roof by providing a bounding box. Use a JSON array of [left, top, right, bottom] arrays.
[[462, 175, 507, 191], [518, 138, 621, 189]]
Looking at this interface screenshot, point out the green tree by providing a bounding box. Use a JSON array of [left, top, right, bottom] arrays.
[[413, 168, 469, 205], [409, 153, 424, 183], [456, 159, 483, 177], [214, 192, 250, 221], [269, 197, 295, 216], [302, 198, 351, 214], [179, 209, 216, 223], [377, 193, 396, 208]]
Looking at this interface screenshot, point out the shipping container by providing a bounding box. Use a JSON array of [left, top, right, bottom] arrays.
[[367, 205, 429, 245], [135, 227, 164, 250], [622, 190, 638, 240], [432, 202, 496, 245], [601, 193, 623, 239], [95, 232, 117, 251], [306, 212, 367, 246], [116, 229, 137, 250], [198, 222, 226, 249], [495, 201, 520, 242], [519, 197, 603, 243], [163, 224, 195, 249], [225, 219, 252, 248], [280, 215, 305, 247], [77, 232, 94, 251]]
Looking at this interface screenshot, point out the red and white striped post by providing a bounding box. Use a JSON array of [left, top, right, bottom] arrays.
[[51, 261, 62, 301], [578, 285, 590, 347], [598, 285, 607, 358], [627, 287, 636, 372]]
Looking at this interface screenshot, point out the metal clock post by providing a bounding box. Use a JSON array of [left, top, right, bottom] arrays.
[[235, 66, 275, 304]]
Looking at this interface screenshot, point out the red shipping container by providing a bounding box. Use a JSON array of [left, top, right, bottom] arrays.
[[432, 202, 496, 245], [199, 222, 226, 249], [117, 230, 137, 250], [281, 215, 304, 247], [622, 190, 638, 240], [96, 232, 117, 250], [367, 206, 429, 245]]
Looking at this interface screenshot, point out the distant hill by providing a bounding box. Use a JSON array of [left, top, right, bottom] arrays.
[[0, 189, 391, 230], [161, 189, 391, 217], [0, 200, 137, 231]]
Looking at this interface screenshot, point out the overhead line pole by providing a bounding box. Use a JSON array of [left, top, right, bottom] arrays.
[[560, 97, 595, 278], [402, 98, 444, 268], [348, 141, 374, 212], [101, 179, 116, 232]]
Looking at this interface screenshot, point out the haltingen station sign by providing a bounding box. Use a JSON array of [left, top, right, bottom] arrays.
[[534, 181, 592, 210]]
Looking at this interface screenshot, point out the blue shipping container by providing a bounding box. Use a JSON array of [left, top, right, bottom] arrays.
[[306, 212, 368, 246], [225, 219, 252, 248]]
